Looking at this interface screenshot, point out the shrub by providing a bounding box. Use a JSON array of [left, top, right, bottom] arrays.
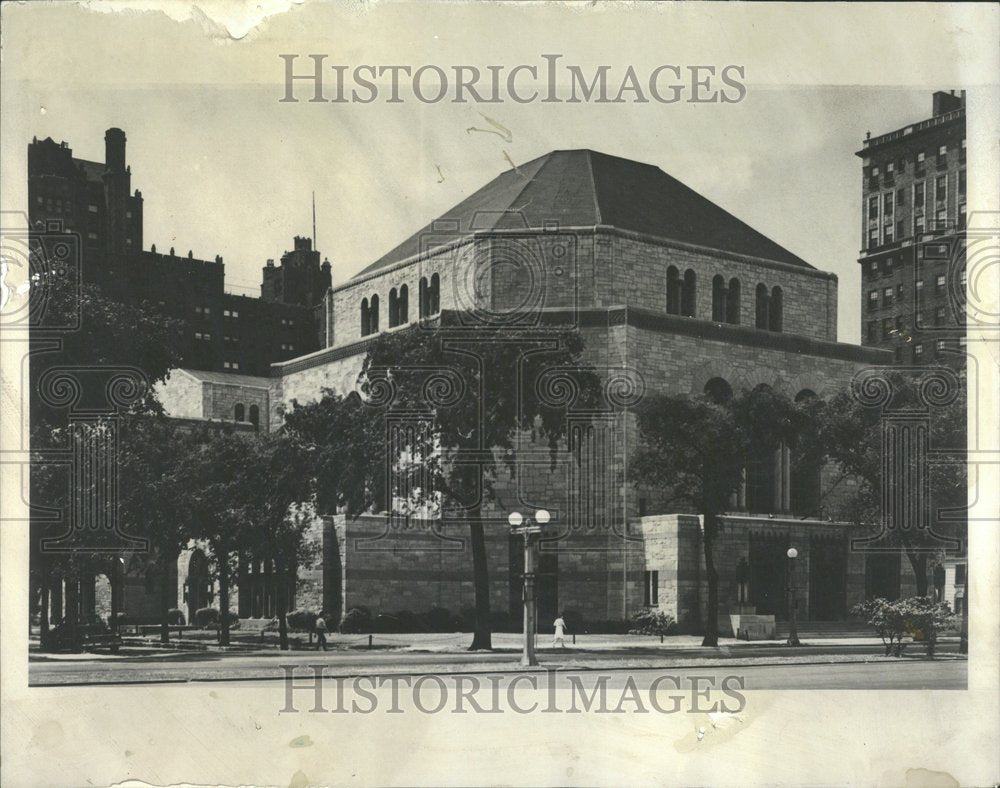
[[339, 607, 372, 634], [629, 609, 677, 637], [425, 606, 461, 632], [896, 596, 956, 657], [374, 613, 402, 633], [393, 610, 423, 632], [853, 596, 954, 657], [286, 609, 320, 632], [193, 607, 239, 630], [167, 608, 186, 626]]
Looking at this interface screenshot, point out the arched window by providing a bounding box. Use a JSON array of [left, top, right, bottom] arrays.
[[790, 389, 820, 516], [769, 286, 783, 332], [726, 278, 740, 324], [704, 377, 733, 405], [712, 275, 726, 322], [399, 284, 409, 324], [234, 403, 245, 422], [370, 294, 380, 333], [419, 277, 428, 318], [666, 266, 680, 315], [389, 288, 399, 328], [681, 269, 696, 317], [361, 297, 370, 336], [755, 284, 769, 329], [248, 404, 260, 430], [430, 273, 440, 314]]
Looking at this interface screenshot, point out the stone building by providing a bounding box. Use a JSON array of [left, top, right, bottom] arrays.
[[155, 148, 929, 633], [856, 90, 967, 368], [27, 128, 323, 376]]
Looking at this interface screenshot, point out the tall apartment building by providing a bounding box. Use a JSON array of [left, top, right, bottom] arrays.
[[27, 128, 327, 376], [856, 91, 966, 367]]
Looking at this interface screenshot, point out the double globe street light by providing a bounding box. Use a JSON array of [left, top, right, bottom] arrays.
[[508, 509, 550, 667]]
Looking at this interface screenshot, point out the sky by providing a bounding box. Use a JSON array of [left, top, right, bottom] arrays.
[[3, 2, 995, 345]]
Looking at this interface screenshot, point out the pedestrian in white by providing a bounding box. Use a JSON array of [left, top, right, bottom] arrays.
[[315, 613, 328, 651], [552, 614, 567, 647]]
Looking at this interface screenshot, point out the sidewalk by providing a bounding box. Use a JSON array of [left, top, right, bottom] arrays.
[[28, 629, 963, 663]]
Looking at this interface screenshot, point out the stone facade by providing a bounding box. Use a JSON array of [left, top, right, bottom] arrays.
[[149, 150, 916, 632]]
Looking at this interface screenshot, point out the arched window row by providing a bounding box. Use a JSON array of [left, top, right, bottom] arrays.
[[361, 274, 440, 337], [711, 276, 742, 325], [666, 267, 696, 317], [667, 270, 788, 330], [388, 284, 409, 328], [754, 283, 783, 332], [419, 273, 440, 319], [360, 294, 380, 336]]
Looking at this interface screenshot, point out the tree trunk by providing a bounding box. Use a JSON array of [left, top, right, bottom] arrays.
[[701, 512, 720, 647], [218, 541, 230, 647], [905, 548, 929, 596], [160, 552, 172, 644], [277, 560, 289, 651], [468, 505, 492, 651]]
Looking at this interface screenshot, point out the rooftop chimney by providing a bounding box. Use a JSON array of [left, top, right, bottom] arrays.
[[105, 127, 127, 172]]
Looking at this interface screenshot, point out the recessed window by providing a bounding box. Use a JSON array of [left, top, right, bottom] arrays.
[[868, 290, 879, 307], [938, 144, 948, 157], [936, 274, 946, 291], [869, 260, 879, 275], [883, 286, 894, 305], [959, 336, 967, 347], [914, 182, 925, 207], [643, 570, 659, 606], [868, 196, 879, 220], [935, 339, 946, 352], [87, 205, 98, 213], [914, 344, 924, 359]]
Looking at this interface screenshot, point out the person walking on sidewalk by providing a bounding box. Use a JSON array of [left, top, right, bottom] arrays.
[[552, 613, 567, 648], [315, 612, 328, 651]]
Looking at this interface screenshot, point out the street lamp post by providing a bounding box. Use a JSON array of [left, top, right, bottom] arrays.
[[786, 547, 801, 647], [509, 509, 550, 667]]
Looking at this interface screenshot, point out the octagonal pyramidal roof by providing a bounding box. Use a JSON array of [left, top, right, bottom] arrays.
[[354, 149, 813, 278]]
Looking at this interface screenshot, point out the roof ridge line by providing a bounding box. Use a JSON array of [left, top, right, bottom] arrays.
[[498, 152, 553, 225]]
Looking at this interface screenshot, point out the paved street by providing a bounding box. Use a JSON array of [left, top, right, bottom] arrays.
[[29, 643, 966, 689]]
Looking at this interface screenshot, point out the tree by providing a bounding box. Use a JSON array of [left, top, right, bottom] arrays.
[[30, 270, 182, 641], [239, 432, 316, 650], [116, 412, 197, 644], [820, 370, 967, 596], [177, 426, 255, 647], [630, 387, 808, 646], [358, 321, 601, 650]]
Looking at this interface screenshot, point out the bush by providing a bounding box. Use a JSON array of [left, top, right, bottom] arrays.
[[629, 609, 677, 637], [425, 606, 462, 632], [193, 607, 239, 630], [853, 596, 955, 657], [167, 608, 186, 626], [372, 613, 400, 633], [286, 609, 320, 632], [392, 610, 424, 632], [339, 607, 372, 634]]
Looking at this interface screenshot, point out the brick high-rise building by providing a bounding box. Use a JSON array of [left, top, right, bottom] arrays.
[[856, 91, 967, 367], [27, 128, 323, 376]]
